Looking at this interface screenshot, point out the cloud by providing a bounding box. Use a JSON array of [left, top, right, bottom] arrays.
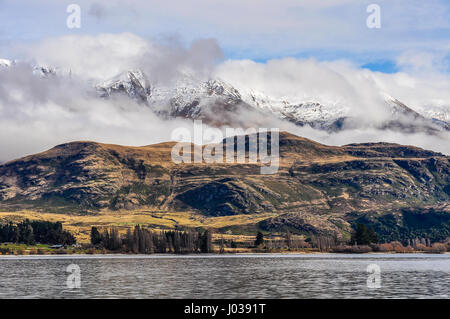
[[14, 33, 149, 80], [2, 0, 450, 62], [215, 58, 390, 123], [138, 37, 223, 84], [0, 34, 224, 162], [0, 33, 449, 163], [13, 33, 223, 84], [215, 56, 450, 123], [291, 125, 450, 156], [213, 56, 450, 154], [0, 61, 196, 162], [395, 50, 450, 74]]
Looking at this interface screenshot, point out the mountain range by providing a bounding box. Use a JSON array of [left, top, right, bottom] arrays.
[[1, 59, 449, 241], [96, 68, 450, 134], [2, 59, 450, 135], [0, 131, 448, 241]]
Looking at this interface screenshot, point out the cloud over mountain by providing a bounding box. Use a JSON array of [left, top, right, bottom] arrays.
[[0, 33, 449, 163]]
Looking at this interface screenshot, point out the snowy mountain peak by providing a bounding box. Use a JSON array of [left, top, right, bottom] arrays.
[[92, 67, 449, 132], [32, 65, 58, 77], [0, 57, 59, 78], [96, 69, 151, 102], [1, 58, 449, 134]]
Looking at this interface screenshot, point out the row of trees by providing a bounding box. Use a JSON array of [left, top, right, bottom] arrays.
[[91, 226, 213, 254], [2, 219, 444, 254], [253, 231, 339, 251], [252, 226, 380, 252], [0, 220, 76, 245]]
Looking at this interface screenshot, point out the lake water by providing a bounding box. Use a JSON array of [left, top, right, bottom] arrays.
[[0, 254, 448, 299]]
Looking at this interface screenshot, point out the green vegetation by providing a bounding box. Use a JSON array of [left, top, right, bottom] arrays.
[[0, 220, 75, 245], [254, 231, 264, 246], [0, 132, 448, 250], [93, 226, 213, 254], [354, 209, 450, 244], [350, 223, 379, 245], [90, 226, 102, 245]]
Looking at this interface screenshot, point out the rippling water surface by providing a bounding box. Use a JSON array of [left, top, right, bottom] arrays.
[[0, 254, 449, 298]]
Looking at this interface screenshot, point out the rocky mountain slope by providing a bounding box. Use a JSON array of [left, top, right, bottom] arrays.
[[0, 132, 448, 240], [95, 69, 450, 133]]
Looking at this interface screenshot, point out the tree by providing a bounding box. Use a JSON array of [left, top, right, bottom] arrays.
[[367, 227, 379, 244], [200, 230, 212, 253], [0, 222, 18, 242], [219, 237, 225, 254], [109, 227, 122, 250], [255, 231, 264, 247], [90, 227, 102, 245], [351, 223, 378, 245], [0, 220, 74, 245], [124, 228, 134, 252], [285, 230, 292, 249], [17, 220, 35, 245]]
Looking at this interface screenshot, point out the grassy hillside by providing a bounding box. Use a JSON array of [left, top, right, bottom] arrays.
[[0, 131, 448, 241]]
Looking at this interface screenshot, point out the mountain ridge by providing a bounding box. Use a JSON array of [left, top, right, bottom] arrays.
[[2, 59, 449, 134], [0, 131, 448, 240]]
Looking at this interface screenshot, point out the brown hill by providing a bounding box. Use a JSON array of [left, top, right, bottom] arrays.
[[0, 131, 449, 240]]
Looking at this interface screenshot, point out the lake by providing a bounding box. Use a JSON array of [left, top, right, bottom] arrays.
[[0, 254, 448, 298]]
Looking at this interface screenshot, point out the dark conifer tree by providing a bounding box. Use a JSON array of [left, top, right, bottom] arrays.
[[255, 231, 264, 247], [90, 227, 102, 245]]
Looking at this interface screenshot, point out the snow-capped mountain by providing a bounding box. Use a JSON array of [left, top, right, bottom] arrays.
[[96, 70, 245, 119], [91, 67, 450, 132], [416, 104, 450, 123], [236, 87, 350, 129], [1, 58, 449, 133], [105, 70, 350, 126], [0, 58, 58, 77], [149, 75, 244, 118], [96, 69, 151, 102]]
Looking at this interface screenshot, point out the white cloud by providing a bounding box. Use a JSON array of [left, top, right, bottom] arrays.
[[214, 57, 450, 154], [15, 33, 149, 80], [0, 62, 195, 162], [215, 55, 450, 123], [13, 33, 223, 84], [3, 0, 450, 60], [396, 51, 450, 74], [0, 33, 449, 163]]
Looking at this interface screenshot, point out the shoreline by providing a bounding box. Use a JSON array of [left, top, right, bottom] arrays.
[[1, 251, 448, 258], [2, 242, 448, 256]]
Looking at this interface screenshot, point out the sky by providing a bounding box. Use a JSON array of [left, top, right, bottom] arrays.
[[0, 0, 449, 161], [1, 0, 450, 71]]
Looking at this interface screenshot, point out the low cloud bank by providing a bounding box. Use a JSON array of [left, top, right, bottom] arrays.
[[0, 33, 449, 162]]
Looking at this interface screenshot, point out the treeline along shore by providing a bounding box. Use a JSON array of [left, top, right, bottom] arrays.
[[0, 219, 449, 255]]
